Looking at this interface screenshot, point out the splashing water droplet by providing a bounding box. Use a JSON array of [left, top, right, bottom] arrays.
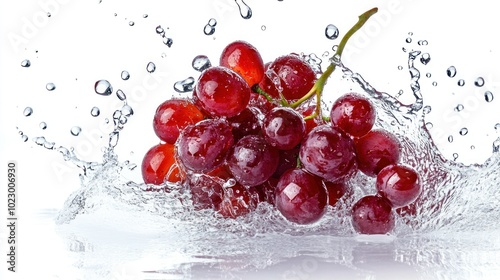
[[425, 122, 433, 129], [21, 59, 31, 67], [163, 37, 173, 47], [95, 80, 113, 96], [432, 81, 438, 87], [23, 107, 33, 116], [39, 122, 47, 130], [235, 0, 252, 19], [474, 77, 485, 87], [261, 25, 266, 31], [46, 83, 56, 91], [426, 73, 431, 78], [459, 127, 469, 136], [116, 89, 127, 101], [397, 65, 403, 70], [423, 105, 432, 114], [192, 55, 211, 72], [454, 104, 464, 112], [156, 25, 164, 35], [447, 66, 457, 78], [204, 24, 215, 35], [453, 153, 459, 160], [406, 37, 412, 43], [90, 107, 100, 117], [143, 14, 148, 18], [484, 91, 494, 102], [420, 53, 431, 65], [448, 135, 454, 143], [325, 24, 339, 40], [418, 40, 428, 46], [470, 145, 476, 150], [47, 12, 51, 17], [121, 105, 134, 117], [121, 70, 130, 80], [129, 21, 135, 26], [174, 77, 195, 93], [21, 135, 28, 142], [495, 123, 500, 132], [146, 62, 156, 73], [304, 53, 322, 74], [458, 79, 465, 86], [208, 18, 217, 27], [71, 126, 82, 136]]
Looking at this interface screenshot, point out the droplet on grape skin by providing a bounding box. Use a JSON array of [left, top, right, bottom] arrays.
[[474, 77, 485, 87], [447, 66, 457, 78], [21, 59, 31, 67], [325, 24, 339, 40], [146, 62, 156, 73], [173, 77, 195, 93], [90, 107, 100, 117], [420, 53, 431, 65], [70, 126, 82, 136], [192, 55, 211, 72], [458, 79, 465, 87], [484, 91, 494, 102], [459, 128, 468, 136], [235, 0, 252, 19], [95, 80, 113, 96], [121, 70, 130, 80], [116, 89, 127, 101], [46, 83, 56, 91], [23, 107, 33, 116]]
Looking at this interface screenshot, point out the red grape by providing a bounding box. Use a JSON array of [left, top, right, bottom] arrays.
[[141, 143, 182, 185], [259, 54, 316, 101], [227, 135, 279, 187], [228, 107, 262, 141], [351, 195, 395, 234], [177, 119, 234, 172], [153, 98, 204, 144], [251, 177, 278, 206], [354, 129, 401, 177], [299, 124, 358, 182], [275, 168, 328, 224], [330, 93, 376, 138], [186, 170, 226, 210], [195, 66, 251, 117], [376, 164, 421, 208], [219, 40, 265, 87], [297, 104, 326, 135], [272, 145, 300, 179], [262, 107, 306, 150], [324, 180, 348, 207], [218, 182, 254, 218]]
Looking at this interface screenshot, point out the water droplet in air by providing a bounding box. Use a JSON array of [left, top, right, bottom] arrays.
[[423, 105, 431, 114], [204, 24, 215, 35], [156, 25, 164, 35], [21, 135, 28, 142], [325, 24, 339, 40], [454, 104, 464, 112], [39, 122, 47, 130], [432, 81, 438, 87], [71, 126, 82, 136], [143, 14, 148, 18], [47, 12, 51, 17], [484, 91, 494, 102], [21, 59, 31, 67], [46, 83, 56, 91], [163, 37, 173, 47], [91, 107, 100, 117], [420, 53, 431, 65], [459, 128, 468, 136], [116, 89, 127, 101], [474, 77, 485, 87], [425, 122, 433, 129], [406, 37, 412, 43], [146, 62, 156, 73], [174, 77, 195, 93], [235, 0, 252, 19], [448, 135, 454, 143], [261, 25, 266, 31], [447, 66, 457, 78], [495, 123, 500, 132], [192, 55, 211, 72], [453, 153, 459, 160], [23, 107, 33, 116], [458, 79, 465, 86], [129, 21, 135, 26], [418, 40, 428, 46], [470, 145, 475, 150], [95, 80, 113, 96], [426, 73, 431, 78], [208, 18, 217, 27], [398, 65, 403, 70], [121, 70, 130, 80]]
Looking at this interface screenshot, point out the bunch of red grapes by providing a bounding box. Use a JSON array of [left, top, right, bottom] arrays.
[[141, 40, 422, 235]]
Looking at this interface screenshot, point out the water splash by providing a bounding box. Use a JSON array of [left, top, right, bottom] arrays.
[[235, 0, 252, 19], [94, 80, 113, 96]]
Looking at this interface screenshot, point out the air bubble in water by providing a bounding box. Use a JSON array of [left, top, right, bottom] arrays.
[[116, 89, 127, 101], [95, 80, 113, 96], [192, 55, 211, 72], [71, 126, 82, 136], [174, 77, 195, 93], [447, 66, 457, 78], [325, 24, 339, 40], [458, 79, 465, 86], [484, 91, 494, 102], [420, 53, 431, 65], [459, 128, 468, 136], [91, 107, 100, 117], [21, 59, 31, 67], [235, 0, 252, 19], [46, 83, 56, 91], [146, 62, 156, 73], [39, 122, 47, 130], [23, 107, 33, 116], [454, 104, 464, 112], [121, 70, 130, 80], [474, 77, 485, 87]]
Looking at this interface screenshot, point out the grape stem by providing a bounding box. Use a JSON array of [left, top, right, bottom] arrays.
[[290, 7, 379, 119]]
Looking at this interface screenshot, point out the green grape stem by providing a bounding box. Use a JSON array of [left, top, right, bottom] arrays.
[[290, 7, 379, 119]]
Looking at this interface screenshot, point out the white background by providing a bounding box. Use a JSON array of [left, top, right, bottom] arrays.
[[1, 0, 500, 279]]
